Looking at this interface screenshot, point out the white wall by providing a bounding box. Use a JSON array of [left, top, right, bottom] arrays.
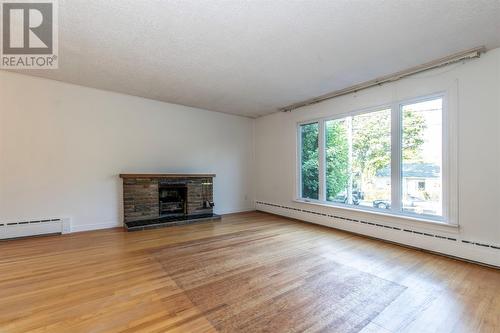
[[0, 71, 255, 232], [255, 48, 500, 266]]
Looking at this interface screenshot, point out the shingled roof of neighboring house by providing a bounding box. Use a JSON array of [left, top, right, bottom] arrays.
[[376, 163, 440, 178]]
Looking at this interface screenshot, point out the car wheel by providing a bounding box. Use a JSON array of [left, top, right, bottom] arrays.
[[378, 203, 387, 209]]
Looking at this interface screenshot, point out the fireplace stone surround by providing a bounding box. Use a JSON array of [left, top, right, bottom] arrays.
[[120, 174, 220, 231]]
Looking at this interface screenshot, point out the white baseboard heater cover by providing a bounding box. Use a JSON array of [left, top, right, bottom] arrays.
[[0, 218, 70, 240]]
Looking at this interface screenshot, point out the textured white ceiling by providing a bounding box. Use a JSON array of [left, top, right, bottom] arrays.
[[19, 0, 500, 117]]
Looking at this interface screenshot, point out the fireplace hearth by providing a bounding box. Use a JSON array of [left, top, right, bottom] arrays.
[[120, 174, 220, 231]]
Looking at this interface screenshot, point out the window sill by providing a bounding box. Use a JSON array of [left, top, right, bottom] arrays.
[[292, 199, 459, 230]]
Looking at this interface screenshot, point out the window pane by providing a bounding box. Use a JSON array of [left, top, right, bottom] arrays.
[[353, 109, 391, 210], [300, 123, 319, 200], [401, 98, 442, 216], [325, 109, 391, 209], [325, 118, 349, 203]]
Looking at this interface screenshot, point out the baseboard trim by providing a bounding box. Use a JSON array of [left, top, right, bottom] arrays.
[[70, 221, 122, 233], [70, 209, 257, 233], [256, 201, 500, 268], [217, 208, 256, 215]]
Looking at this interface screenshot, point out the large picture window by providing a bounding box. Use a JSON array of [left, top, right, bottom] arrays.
[[298, 95, 449, 222], [324, 109, 391, 208]]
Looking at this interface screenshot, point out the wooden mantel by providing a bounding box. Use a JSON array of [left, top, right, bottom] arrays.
[[119, 173, 216, 179]]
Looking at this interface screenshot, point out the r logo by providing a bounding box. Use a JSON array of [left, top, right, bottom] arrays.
[[2, 2, 53, 54]]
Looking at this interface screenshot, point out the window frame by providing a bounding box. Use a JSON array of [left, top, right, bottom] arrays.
[[296, 92, 456, 225]]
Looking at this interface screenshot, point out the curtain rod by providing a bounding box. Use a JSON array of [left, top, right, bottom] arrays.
[[280, 46, 486, 112]]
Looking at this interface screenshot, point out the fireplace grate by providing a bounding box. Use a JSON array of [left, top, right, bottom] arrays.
[[159, 185, 187, 217]]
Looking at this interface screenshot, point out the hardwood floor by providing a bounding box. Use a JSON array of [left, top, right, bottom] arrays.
[[0, 211, 499, 333]]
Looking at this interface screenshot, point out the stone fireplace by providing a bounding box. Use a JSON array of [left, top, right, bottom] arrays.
[[119, 174, 220, 231]]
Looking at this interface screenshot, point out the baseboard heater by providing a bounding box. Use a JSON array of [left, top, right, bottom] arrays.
[[0, 218, 69, 240]]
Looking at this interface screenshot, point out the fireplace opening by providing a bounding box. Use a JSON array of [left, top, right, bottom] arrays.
[[159, 184, 187, 217]]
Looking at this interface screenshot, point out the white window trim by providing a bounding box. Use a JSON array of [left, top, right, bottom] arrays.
[[296, 91, 458, 226]]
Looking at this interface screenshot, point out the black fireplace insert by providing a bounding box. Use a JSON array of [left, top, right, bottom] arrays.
[[159, 184, 187, 217]]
